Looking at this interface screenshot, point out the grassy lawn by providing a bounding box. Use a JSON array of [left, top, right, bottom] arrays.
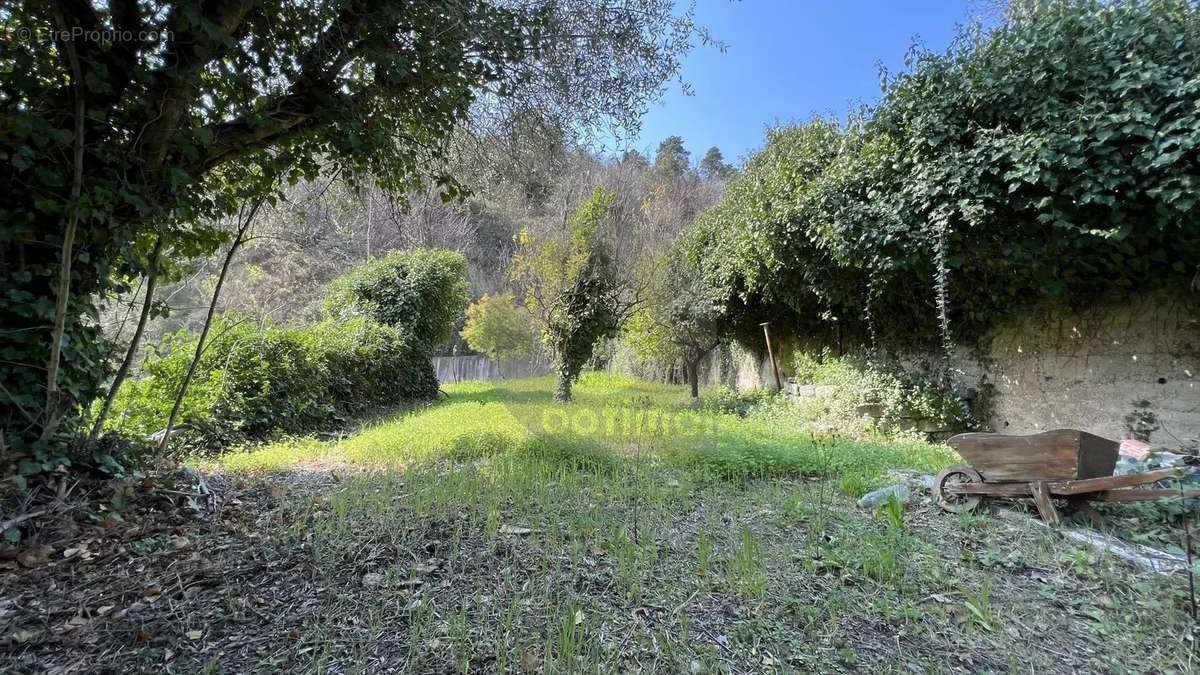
[[7, 375, 1196, 672], [216, 373, 954, 485]]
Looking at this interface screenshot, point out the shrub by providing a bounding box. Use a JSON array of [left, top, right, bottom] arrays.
[[323, 249, 470, 348], [313, 317, 439, 413], [206, 322, 330, 439], [788, 351, 969, 432], [106, 327, 232, 441], [106, 316, 438, 448], [690, 353, 968, 441], [107, 247, 470, 451], [700, 386, 776, 418]]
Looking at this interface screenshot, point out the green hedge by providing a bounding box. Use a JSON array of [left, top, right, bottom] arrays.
[[106, 316, 438, 448], [104, 248, 470, 451], [684, 0, 1200, 349], [323, 248, 469, 348]]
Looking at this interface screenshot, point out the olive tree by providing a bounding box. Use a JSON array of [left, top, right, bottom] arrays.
[[0, 0, 701, 460], [625, 249, 724, 398]]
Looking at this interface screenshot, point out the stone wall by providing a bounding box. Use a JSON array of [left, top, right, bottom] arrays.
[[688, 344, 780, 392], [954, 294, 1199, 450], [733, 294, 1200, 450], [606, 341, 748, 392]]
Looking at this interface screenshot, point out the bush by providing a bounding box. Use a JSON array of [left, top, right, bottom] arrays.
[[106, 327, 230, 441], [314, 317, 439, 413], [323, 249, 469, 347], [700, 386, 776, 418], [106, 316, 438, 448], [789, 351, 969, 432], [105, 247, 470, 452], [692, 353, 968, 441]]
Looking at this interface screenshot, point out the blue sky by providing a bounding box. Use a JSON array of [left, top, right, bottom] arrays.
[[625, 0, 988, 164]]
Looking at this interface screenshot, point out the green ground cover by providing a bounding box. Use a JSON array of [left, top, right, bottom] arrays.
[[195, 375, 1195, 673], [215, 373, 955, 486], [11, 376, 1194, 672]]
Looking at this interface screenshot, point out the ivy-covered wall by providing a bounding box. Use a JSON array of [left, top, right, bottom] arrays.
[[732, 293, 1200, 449], [680, 1, 1200, 423]]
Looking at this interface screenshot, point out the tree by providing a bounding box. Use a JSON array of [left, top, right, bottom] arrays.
[[619, 149, 651, 170], [1, 0, 700, 457], [461, 293, 536, 360], [626, 250, 724, 398], [653, 136, 691, 179], [513, 187, 631, 401], [699, 147, 734, 180]]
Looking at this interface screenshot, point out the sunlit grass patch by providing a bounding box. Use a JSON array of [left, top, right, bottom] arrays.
[[663, 422, 955, 484], [189, 376, 1196, 673], [339, 399, 528, 464], [211, 436, 333, 473], [212, 374, 957, 483]]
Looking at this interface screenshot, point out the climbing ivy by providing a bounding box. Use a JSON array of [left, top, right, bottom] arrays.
[[685, 0, 1200, 351]]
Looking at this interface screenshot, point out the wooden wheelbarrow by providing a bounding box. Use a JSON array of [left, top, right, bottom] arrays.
[[935, 429, 1200, 525]]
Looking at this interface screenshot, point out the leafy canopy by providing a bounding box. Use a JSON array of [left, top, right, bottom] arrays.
[[325, 249, 470, 349], [460, 293, 536, 360], [687, 0, 1200, 350], [627, 247, 723, 365]]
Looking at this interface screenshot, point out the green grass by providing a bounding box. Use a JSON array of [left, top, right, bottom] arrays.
[[213, 373, 957, 485], [165, 374, 1199, 672]]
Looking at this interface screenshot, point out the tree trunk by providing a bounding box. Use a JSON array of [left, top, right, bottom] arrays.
[[41, 5, 86, 442], [688, 360, 700, 399], [555, 371, 572, 403], [159, 201, 261, 454], [88, 237, 164, 443]]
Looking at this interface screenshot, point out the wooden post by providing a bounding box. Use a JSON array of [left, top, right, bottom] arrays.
[[759, 322, 782, 391], [1030, 481, 1060, 526]]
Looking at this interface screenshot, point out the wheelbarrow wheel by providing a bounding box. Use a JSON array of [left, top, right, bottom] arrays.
[[935, 465, 984, 513]]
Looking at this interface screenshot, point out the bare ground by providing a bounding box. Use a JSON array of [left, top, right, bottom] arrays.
[[2, 464, 1198, 674]]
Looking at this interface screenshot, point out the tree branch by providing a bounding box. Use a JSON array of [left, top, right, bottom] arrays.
[[42, 0, 87, 442], [137, 0, 259, 167], [87, 236, 164, 445], [159, 196, 265, 454]]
